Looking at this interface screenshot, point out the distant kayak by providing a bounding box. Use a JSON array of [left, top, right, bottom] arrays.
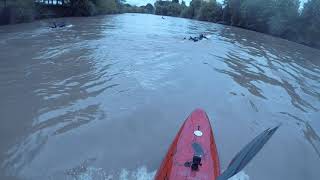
[[155, 109, 220, 180]]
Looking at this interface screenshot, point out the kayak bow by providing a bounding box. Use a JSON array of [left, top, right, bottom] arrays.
[[155, 109, 220, 180], [156, 109, 279, 180]]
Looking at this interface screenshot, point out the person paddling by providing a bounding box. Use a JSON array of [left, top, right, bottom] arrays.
[[50, 22, 57, 28], [50, 22, 66, 29], [199, 33, 208, 40], [187, 33, 208, 42]]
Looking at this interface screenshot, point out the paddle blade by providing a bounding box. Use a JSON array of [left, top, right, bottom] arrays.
[[217, 126, 279, 180]]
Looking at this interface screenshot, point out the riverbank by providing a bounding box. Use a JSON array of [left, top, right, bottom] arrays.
[[0, 0, 35, 25], [154, 0, 320, 50], [0, 0, 154, 25], [1, 0, 319, 50]]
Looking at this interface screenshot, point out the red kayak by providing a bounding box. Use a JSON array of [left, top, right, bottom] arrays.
[[156, 109, 220, 180]]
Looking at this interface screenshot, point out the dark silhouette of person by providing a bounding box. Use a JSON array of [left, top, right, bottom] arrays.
[[199, 34, 208, 40], [50, 22, 66, 28], [188, 34, 208, 42], [50, 22, 57, 28]]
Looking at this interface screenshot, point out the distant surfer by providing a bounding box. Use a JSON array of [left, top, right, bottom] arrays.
[[199, 33, 208, 40], [187, 33, 209, 42], [50, 22, 66, 28], [50, 22, 57, 28]]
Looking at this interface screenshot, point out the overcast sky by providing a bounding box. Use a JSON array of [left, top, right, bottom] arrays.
[[126, 0, 307, 7]]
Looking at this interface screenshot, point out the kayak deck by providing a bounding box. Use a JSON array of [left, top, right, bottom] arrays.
[[156, 109, 220, 180]]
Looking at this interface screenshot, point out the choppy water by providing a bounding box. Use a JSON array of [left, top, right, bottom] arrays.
[[0, 14, 319, 180]]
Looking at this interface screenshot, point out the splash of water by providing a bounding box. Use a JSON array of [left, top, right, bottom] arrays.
[[229, 171, 250, 180], [65, 166, 155, 180], [67, 166, 247, 180], [119, 167, 156, 180]]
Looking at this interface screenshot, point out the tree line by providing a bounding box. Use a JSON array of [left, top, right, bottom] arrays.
[[154, 0, 320, 49], [0, 0, 154, 24], [1, 0, 319, 49], [69, 0, 153, 16]]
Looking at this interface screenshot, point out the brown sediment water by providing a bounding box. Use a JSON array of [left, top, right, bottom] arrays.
[[0, 14, 319, 180]]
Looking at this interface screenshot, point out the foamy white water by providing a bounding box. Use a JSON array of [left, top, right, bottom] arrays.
[[62, 166, 247, 180], [63, 166, 155, 180], [229, 171, 250, 180]]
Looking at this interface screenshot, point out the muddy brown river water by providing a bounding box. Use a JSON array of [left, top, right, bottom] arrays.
[[0, 14, 319, 180]]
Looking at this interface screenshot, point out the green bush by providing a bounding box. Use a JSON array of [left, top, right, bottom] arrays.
[[70, 0, 120, 16], [145, 3, 154, 14], [154, 0, 184, 16], [268, 0, 300, 39], [71, 0, 97, 16], [223, 0, 241, 26], [198, 0, 222, 22], [120, 3, 153, 14], [154, 1, 171, 15], [167, 2, 182, 17], [180, 7, 191, 18], [299, 0, 320, 48], [240, 0, 275, 32], [189, 0, 202, 19], [93, 0, 118, 14], [1, 0, 35, 24]]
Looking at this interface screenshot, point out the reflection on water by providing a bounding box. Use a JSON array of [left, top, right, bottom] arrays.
[[0, 14, 319, 180], [304, 122, 320, 158], [212, 28, 320, 112], [0, 16, 122, 179], [279, 111, 320, 158]]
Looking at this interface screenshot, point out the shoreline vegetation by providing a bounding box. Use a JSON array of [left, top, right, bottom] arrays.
[[155, 0, 320, 50], [0, 0, 319, 50], [0, 0, 155, 24]]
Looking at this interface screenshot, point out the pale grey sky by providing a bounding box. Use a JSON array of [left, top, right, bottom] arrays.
[[126, 0, 307, 7]]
